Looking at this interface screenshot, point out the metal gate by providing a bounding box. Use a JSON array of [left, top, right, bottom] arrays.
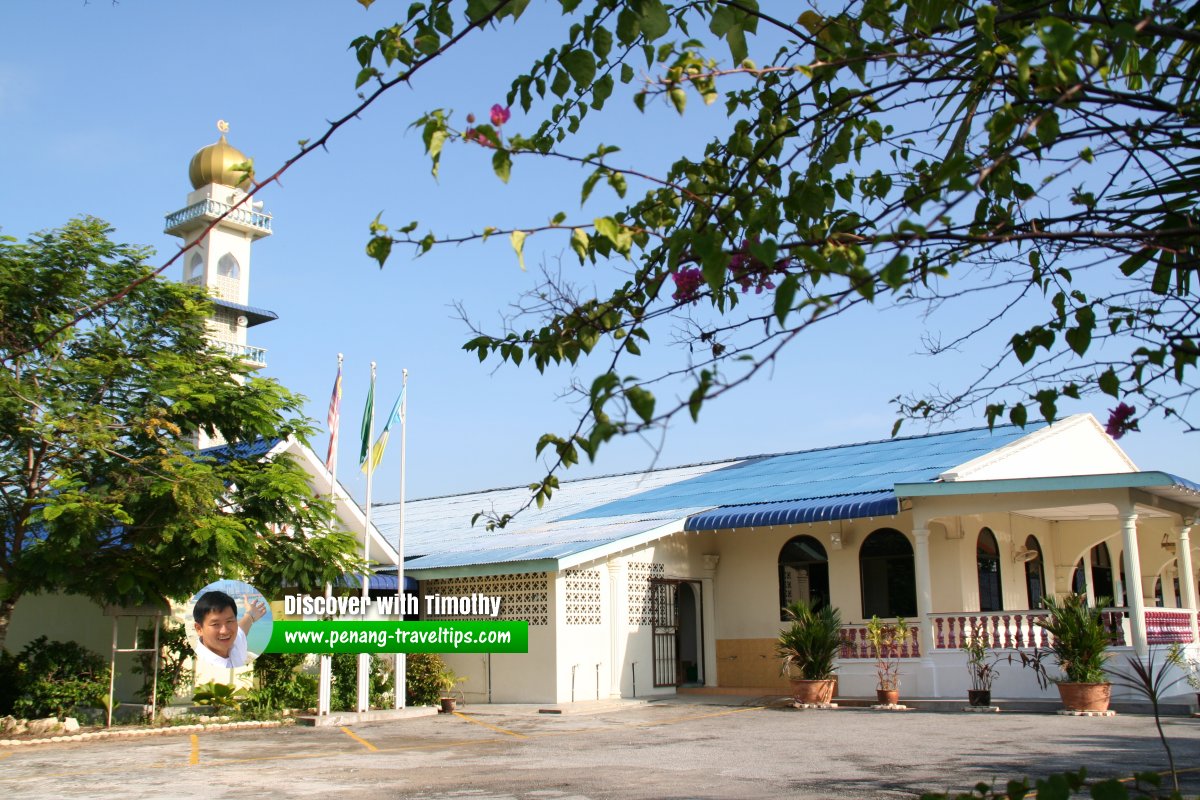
[[649, 578, 703, 687], [649, 578, 678, 687]]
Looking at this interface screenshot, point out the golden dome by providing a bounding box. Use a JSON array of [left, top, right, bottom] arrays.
[[188, 133, 254, 190]]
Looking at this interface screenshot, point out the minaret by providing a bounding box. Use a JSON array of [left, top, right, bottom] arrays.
[[164, 121, 278, 448]]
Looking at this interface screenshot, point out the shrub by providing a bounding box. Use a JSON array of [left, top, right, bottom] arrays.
[[192, 681, 246, 713], [245, 652, 317, 713], [330, 653, 393, 711], [405, 652, 458, 707], [10, 637, 110, 719]]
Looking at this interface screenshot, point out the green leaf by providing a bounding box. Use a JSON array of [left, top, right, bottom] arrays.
[[570, 228, 590, 261], [594, 216, 620, 244], [669, 87, 687, 114], [510, 230, 527, 271], [563, 49, 597, 88], [492, 149, 512, 183], [774, 274, 798, 326], [1009, 403, 1027, 427], [366, 235, 392, 268], [625, 386, 655, 423], [1098, 368, 1120, 398], [636, 0, 670, 41]]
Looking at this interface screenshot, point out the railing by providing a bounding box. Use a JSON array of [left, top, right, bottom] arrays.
[[164, 198, 272, 234], [839, 624, 920, 659], [927, 608, 1185, 650], [210, 339, 267, 366], [1146, 609, 1195, 644]]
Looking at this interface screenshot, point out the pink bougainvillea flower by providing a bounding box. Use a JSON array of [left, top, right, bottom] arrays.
[[671, 267, 704, 303], [490, 104, 511, 126], [1105, 402, 1138, 439]]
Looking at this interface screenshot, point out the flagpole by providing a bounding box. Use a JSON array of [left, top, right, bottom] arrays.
[[318, 352, 343, 717], [358, 361, 376, 714], [395, 368, 408, 709]]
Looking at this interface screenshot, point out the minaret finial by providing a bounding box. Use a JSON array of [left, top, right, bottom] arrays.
[[217, 119, 229, 134]]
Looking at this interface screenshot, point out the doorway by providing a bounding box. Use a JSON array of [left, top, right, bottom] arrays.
[[649, 578, 704, 687]]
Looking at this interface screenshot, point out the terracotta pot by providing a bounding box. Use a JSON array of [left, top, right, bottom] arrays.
[[789, 678, 835, 704], [967, 690, 991, 707], [1056, 682, 1111, 712], [440, 697, 457, 713], [876, 689, 899, 705]]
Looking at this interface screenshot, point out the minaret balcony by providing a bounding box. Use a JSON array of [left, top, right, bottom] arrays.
[[210, 339, 268, 368], [164, 197, 273, 238]]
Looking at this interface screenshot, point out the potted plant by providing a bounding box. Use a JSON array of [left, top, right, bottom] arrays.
[[961, 621, 1004, 707], [865, 616, 909, 705], [1034, 593, 1114, 712], [777, 599, 843, 704], [437, 666, 465, 713]]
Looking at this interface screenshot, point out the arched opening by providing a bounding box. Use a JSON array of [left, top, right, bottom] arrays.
[[1071, 542, 1115, 604], [977, 528, 1003, 611], [217, 253, 241, 280], [677, 582, 702, 685], [1023, 535, 1046, 610], [859, 528, 916, 619], [778, 535, 829, 620], [184, 252, 203, 282]]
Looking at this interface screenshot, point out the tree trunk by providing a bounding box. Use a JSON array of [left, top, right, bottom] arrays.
[[0, 595, 18, 653]]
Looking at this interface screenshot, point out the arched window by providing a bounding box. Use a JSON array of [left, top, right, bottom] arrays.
[[217, 253, 241, 279], [778, 536, 829, 619], [977, 528, 1002, 612], [1023, 535, 1046, 610], [859, 528, 916, 619], [184, 252, 203, 282], [1071, 542, 1114, 604]]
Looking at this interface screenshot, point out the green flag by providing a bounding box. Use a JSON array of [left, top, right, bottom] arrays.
[[358, 372, 375, 468]]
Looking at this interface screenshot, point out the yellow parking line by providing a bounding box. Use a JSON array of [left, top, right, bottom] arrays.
[[631, 705, 765, 727], [0, 752, 12, 761], [451, 711, 527, 738], [189, 735, 199, 766], [339, 726, 378, 752]]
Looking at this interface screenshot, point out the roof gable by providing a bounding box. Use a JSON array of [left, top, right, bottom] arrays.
[[937, 414, 1137, 482]]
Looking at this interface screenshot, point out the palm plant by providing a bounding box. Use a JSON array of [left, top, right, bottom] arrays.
[[777, 599, 843, 680], [1035, 593, 1113, 684]]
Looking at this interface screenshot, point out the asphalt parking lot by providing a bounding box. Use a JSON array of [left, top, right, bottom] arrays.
[[2, 697, 1198, 799]]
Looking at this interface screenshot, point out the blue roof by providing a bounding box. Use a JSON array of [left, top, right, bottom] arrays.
[[684, 491, 899, 531], [199, 437, 283, 463], [336, 572, 418, 592], [210, 297, 278, 327], [566, 423, 1041, 521]]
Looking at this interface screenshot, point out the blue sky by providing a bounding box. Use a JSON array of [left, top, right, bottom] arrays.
[[4, 1, 1198, 508]]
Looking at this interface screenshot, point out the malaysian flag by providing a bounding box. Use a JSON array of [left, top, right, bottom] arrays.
[[324, 356, 343, 472]]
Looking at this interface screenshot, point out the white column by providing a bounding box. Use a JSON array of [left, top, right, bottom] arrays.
[[913, 527, 934, 657], [606, 560, 626, 697], [1178, 522, 1198, 645], [1083, 548, 1097, 607], [1119, 506, 1148, 657], [701, 554, 720, 688]]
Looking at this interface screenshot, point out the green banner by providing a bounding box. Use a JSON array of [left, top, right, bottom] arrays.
[[264, 620, 528, 654]]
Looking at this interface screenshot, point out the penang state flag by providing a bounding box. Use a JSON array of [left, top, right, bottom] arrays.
[[324, 360, 343, 471], [363, 386, 404, 473], [358, 372, 375, 469]]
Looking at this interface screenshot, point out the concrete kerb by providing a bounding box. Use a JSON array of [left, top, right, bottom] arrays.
[[0, 718, 289, 748], [296, 707, 438, 726]]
